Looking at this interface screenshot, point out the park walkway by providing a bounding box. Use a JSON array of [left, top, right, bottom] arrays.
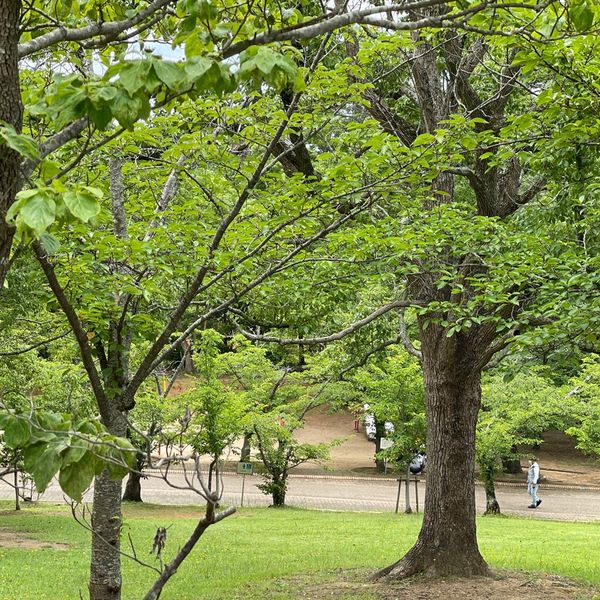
[[1, 472, 599, 521]]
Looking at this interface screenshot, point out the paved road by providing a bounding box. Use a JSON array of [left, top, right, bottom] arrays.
[[1, 472, 599, 521]]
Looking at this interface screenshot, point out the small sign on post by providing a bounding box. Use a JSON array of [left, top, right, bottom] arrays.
[[237, 462, 253, 507], [236, 462, 254, 475]]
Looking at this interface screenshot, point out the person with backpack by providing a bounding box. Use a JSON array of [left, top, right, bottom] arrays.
[[527, 456, 542, 508], [409, 451, 427, 475]]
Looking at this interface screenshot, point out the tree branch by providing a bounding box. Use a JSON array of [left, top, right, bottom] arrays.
[[241, 299, 425, 346], [0, 330, 70, 356], [142, 501, 235, 600], [18, 0, 176, 57], [32, 242, 110, 420], [222, 1, 541, 59], [398, 308, 422, 360], [21, 118, 90, 180]]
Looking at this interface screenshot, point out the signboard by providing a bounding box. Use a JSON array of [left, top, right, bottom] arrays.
[[236, 462, 253, 475], [380, 438, 394, 449]]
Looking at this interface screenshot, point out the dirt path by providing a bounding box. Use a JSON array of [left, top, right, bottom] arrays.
[[295, 406, 600, 486]]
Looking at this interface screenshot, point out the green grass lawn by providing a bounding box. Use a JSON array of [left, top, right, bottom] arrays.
[[0, 501, 598, 599]]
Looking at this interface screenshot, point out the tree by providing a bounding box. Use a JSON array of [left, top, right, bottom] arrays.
[[477, 370, 566, 515], [3, 0, 595, 592], [219, 339, 336, 506], [243, 4, 600, 579], [3, 27, 408, 597], [348, 348, 425, 474], [166, 330, 248, 492], [565, 356, 600, 459]]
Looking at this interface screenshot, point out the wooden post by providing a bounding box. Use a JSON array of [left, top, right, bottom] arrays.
[[414, 477, 419, 513], [13, 466, 20, 511], [395, 478, 402, 514]]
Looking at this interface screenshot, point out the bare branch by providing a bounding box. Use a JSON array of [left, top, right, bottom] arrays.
[[18, 0, 176, 57], [398, 308, 422, 360], [241, 299, 425, 346], [222, 1, 544, 60], [338, 335, 402, 378], [142, 500, 236, 600], [0, 330, 70, 356]]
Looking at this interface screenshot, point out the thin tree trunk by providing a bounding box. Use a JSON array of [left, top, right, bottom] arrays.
[[0, 0, 23, 290], [271, 475, 287, 507], [89, 414, 127, 600], [502, 447, 522, 474], [404, 464, 412, 514], [13, 466, 20, 511], [483, 472, 500, 515], [378, 327, 489, 580], [374, 419, 387, 473], [90, 470, 124, 600], [122, 451, 144, 502], [122, 470, 142, 503], [240, 433, 252, 461]]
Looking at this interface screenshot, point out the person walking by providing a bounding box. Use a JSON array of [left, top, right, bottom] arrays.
[[527, 456, 542, 509]]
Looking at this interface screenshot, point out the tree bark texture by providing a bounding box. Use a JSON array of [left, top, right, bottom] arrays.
[[378, 325, 489, 580], [89, 412, 127, 600], [0, 0, 23, 290]]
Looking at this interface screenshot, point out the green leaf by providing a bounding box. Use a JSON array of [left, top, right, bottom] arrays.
[[62, 440, 90, 466], [18, 191, 57, 233], [112, 91, 144, 129], [152, 60, 184, 90], [0, 124, 39, 160], [24, 442, 65, 492], [58, 452, 96, 502], [118, 61, 152, 94], [184, 56, 213, 80], [63, 190, 101, 222], [253, 47, 277, 75], [4, 416, 31, 447], [39, 232, 61, 254], [412, 133, 435, 147], [571, 4, 594, 31]]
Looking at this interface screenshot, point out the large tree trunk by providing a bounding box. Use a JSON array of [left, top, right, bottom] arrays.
[[90, 413, 127, 600], [378, 327, 489, 580], [0, 0, 23, 290]]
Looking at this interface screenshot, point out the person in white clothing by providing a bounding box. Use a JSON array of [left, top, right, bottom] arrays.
[[527, 456, 542, 509]]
